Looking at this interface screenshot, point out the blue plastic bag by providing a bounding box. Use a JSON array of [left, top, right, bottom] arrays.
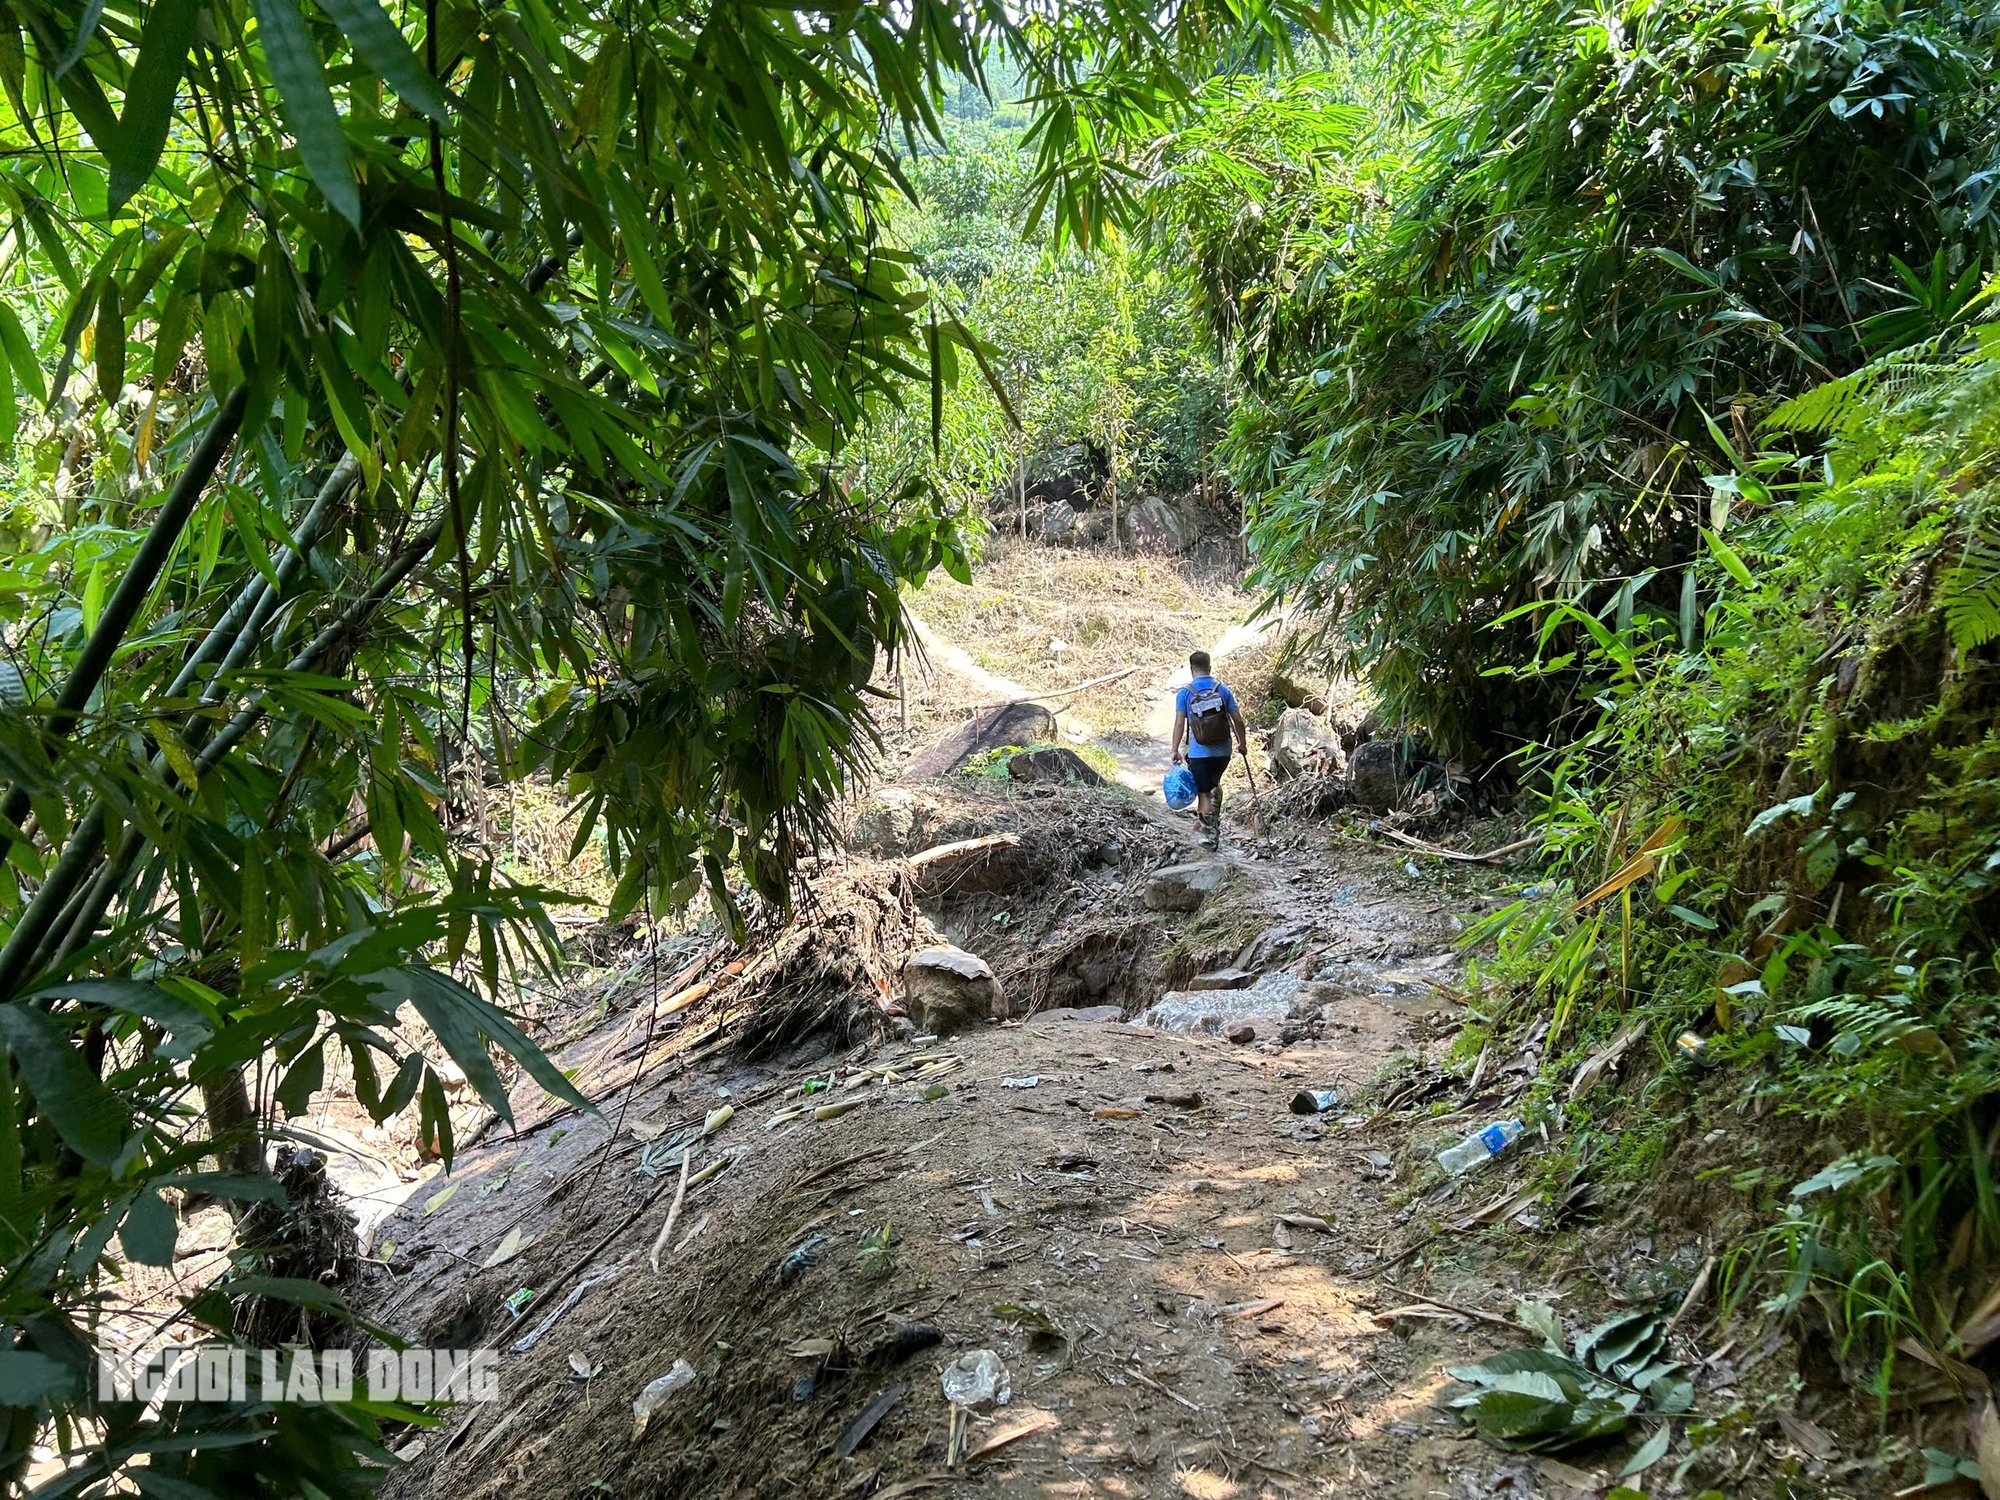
[[1163, 764, 1197, 810]]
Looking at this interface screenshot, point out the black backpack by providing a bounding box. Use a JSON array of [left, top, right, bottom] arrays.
[[1186, 683, 1232, 748]]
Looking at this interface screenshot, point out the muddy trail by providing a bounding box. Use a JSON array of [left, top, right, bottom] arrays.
[[347, 772, 1727, 1495], [350, 590, 1787, 1500], [359, 799, 1546, 1500]]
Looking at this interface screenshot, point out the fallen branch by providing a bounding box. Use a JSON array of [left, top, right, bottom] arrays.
[[1364, 824, 1541, 864], [1667, 1254, 1716, 1333], [1389, 1287, 1520, 1331], [648, 1147, 694, 1272], [961, 664, 1142, 711]]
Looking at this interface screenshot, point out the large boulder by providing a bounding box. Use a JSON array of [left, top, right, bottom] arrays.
[[1268, 671, 1312, 709], [849, 788, 924, 855], [1007, 746, 1104, 787], [1120, 494, 1192, 554], [902, 946, 1002, 1034], [905, 702, 1058, 780], [1348, 739, 1401, 811], [1266, 709, 1341, 782], [907, 833, 1040, 898], [1037, 502, 1078, 544], [1144, 861, 1230, 913]]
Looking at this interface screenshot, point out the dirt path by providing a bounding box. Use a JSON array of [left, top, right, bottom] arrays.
[[910, 607, 1276, 801], [357, 755, 1583, 1500]]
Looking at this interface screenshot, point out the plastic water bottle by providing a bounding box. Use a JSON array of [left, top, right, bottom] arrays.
[[1437, 1119, 1522, 1174]]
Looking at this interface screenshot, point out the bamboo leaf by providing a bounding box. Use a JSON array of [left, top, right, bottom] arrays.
[[94, 276, 125, 400], [26, 979, 214, 1060], [119, 1187, 177, 1267], [107, 0, 202, 214], [316, 0, 449, 120], [0, 1004, 128, 1167], [253, 0, 362, 228]]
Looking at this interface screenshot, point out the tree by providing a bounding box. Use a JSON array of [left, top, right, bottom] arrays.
[[1151, 0, 2000, 757], [0, 0, 1338, 1490]]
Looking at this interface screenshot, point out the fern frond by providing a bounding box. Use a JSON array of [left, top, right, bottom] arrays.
[[1942, 536, 2000, 652], [1766, 340, 1961, 437]]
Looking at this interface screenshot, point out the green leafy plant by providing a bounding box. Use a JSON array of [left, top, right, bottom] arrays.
[[856, 1219, 897, 1281], [1446, 1304, 1692, 1452]]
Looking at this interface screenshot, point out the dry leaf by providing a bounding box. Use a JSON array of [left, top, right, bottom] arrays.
[[422, 1183, 457, 1216], [1220, 1298, 1284, 1319], [1276, 1213, 1336, 1233], [1776, 1412, 1838, 1460], [481, 1227, 524, 1268], [966, 1407, 1060, 1463]]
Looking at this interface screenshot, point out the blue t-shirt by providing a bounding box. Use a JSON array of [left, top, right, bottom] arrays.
[[1176, 676, 1238, 758]]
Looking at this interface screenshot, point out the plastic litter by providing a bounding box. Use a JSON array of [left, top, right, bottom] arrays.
[[1676, 1031, 1714, 1067], [631, 1359, 696, 1441], [1001, 1076, 1041, 1089], [941, 1349, 1011, 1409], [1290, 1088, 1341, 1115], [1162, 764, 1197, 810], [1437, 1119, 1522, 1175], [504, 1287, 536, 1319], [512, 1265, 627, 1353], [778, 1233, 833, 1285]]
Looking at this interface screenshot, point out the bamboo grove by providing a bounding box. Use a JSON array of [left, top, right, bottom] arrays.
[[0, 0, 1338, 1490]]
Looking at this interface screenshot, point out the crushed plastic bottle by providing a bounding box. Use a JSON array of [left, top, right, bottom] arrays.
[[777, 1233, 832, 1285], [940, 1349, 1011, 1409], [631, 1359, 696, 1440], [1290, 1088, 1341, 1115], [1436, 1119, 1522, 1175]]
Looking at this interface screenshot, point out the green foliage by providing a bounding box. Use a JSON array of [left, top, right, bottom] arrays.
[[1459, 313, 2000, 1384], [1446, 1304, 1691, 1452], [855, 75, 1237, 534], [1151, 0, 2000, 756], [0, 0, 1337, 1491]]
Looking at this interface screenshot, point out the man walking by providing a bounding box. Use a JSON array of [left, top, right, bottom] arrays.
[[1171, 650, 1248, 851]]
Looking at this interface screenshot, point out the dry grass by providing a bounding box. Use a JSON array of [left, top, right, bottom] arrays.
[[904, 538, 1256, 735], [494, 776, 614, 904]]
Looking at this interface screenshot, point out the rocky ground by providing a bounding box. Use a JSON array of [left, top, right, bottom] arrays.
[[300, 545, 1901, 1500]]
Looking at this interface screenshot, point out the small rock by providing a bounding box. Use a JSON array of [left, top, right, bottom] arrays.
[[1348, 739, 1400, 810], [1186, 967, 1255, 991], [1236, 923, 1313, 973], [902, 946, 1002, 1036], [1007, 746, 1105, 787], [1095, 840, 1125, 868], [1145, 861, 1230, 913], [1224, 1021, 1256, 1044], [1038, 500, 1078, 544], [850, 787, 923, 855]]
